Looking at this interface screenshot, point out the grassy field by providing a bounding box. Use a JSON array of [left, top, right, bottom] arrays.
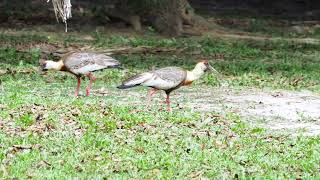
[[1, 23, 320, 179]]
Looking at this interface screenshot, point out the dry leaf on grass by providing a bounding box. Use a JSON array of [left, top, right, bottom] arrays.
[[188, 171, 203, 178], [35, 160, 51, 169]]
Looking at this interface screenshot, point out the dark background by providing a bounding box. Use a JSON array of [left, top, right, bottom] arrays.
[[1, 0, 320, 20]]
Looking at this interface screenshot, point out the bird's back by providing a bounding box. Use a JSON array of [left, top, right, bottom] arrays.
[[63, 52, 120, 75], [118, 66, 187, 91], [154, 67, 186, 83], [142, 67, 187, 90]]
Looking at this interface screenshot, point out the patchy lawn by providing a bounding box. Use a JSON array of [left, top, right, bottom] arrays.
[[0, 21, 320, 178]]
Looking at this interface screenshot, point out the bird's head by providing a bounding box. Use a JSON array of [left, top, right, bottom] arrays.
[[39, 59, 49, 72], [197, 59, 223, 83], [39, 59, 63, 72], [196, 59, 215, 73]]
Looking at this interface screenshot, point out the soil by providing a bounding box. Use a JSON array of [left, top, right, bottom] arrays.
[[98, 86, 320, 136], [188, 87, 320, 136]]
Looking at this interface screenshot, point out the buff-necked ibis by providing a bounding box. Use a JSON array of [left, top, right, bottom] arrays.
[[117, 60, 216, 111], [40, 52, 121, 96]]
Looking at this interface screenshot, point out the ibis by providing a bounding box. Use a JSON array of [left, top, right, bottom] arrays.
[[117, 60, 216, 111], [39, 52, 121, 96]]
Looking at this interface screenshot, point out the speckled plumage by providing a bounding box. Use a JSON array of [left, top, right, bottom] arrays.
[[62, 52, 121, 76], [117, 60, 214, 111], [153, 67, 187, 85], [120, 67, 187, 92], [40, 52, 121, 96]]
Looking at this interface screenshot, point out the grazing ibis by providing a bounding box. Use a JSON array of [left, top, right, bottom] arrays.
[[117, 60, 216, 111], [39, 52, 121, 96]]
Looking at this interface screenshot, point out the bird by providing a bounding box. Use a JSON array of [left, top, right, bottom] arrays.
[[39, 52, 121, 96], [117, 60, 216, 111]]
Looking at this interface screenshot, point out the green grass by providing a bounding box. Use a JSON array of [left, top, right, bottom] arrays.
[[0, 29, 320, 178], [1, 90, 320, 178]]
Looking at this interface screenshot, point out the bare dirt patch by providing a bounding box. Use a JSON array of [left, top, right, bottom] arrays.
[[186, 88, 320, 136], [100, 87, 320, 136]]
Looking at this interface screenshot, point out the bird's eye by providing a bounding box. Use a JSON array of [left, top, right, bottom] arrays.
[[41, 63, 47, 69]]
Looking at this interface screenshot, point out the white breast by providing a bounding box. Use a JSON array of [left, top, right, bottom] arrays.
[[72, 64, 106, 75], [142, 76, 178, 90]]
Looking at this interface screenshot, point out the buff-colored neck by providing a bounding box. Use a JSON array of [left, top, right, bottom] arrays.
[[46, 60, 64, 71], [186, 63, 205, 82]]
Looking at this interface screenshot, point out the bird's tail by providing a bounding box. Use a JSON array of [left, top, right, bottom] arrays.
[[117, 84, 139, 89], [117, 73, 152, 89], [109, 64, 123, 69]]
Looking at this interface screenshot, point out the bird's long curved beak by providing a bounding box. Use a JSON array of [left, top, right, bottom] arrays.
[[38, 66, 48, 75], [38, 59, 47, 73], [207, 65, 223, 79], [207, 65, 218, 73]]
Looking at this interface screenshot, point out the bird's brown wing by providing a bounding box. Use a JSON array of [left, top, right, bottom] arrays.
[[138, 67, 186, 90], [63, 52, 120, 75], [118, 67, 186, 90], [91, 53, 121, 67], [154, 67, 187, 84], [118, 72, 153, 89]]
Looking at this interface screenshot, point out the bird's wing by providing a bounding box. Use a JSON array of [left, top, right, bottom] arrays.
[[142, 67, 187, 90], [120, 72, 154, 88], [63, 52, 120, 75], [91, 53, 121, 67]]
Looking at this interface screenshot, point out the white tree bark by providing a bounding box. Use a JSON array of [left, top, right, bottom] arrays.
[[47, 0, 72, 32]]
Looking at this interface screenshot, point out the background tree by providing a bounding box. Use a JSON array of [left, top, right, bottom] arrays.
[[1, 0, 320, 36]]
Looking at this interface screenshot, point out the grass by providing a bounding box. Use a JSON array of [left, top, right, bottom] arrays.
[[1, 92, 320, 178], [0, 25, 320, 178]]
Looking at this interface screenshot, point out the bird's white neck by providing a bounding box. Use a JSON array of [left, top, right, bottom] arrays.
[[46, 60, 64, 71], [186, 64, 206, 82]]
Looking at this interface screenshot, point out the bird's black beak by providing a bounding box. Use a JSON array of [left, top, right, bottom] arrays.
[[39, 64, 48, 72], [38, 66, 48, 75], [207, 65, 218, 74], [206, 64, 222, 80], [205, 64, 212, 72], [39, 59, 45, 68], [38, 59, 48, 74]]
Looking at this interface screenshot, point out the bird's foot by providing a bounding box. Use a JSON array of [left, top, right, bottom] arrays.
[[85, 88, 91, 96], [158, 106, 163, 111], [74, 92, 85, 98]]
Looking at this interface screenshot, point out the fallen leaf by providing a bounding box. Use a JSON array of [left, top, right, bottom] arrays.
[[134, 147, 145, 153], [0, 69, 7, 75], [12, 145, 32, 149], [35, 160, 51, 169], [94, 156, 103, 161], [188, 171, 203, 178]]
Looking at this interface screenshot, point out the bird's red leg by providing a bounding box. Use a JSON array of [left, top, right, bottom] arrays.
[[75, 77, 81, 97], [86, 73, 96, 96], [166, 94, 172, 112], [147, 88, 158, 108]]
